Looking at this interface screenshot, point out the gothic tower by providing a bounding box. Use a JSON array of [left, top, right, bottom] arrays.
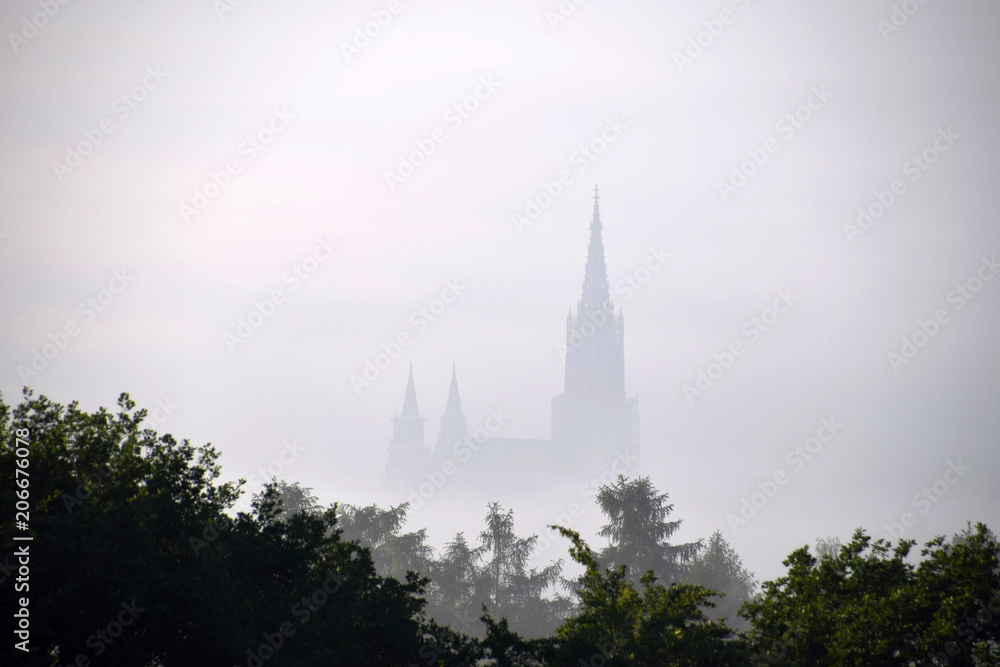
[[385, 364, 426, 483], [552, 186, 637, 462], [437, 364, 468, 450]]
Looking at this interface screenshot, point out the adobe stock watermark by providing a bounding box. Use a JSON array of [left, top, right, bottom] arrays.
[[350, 278, 467, 395], [682, 289, 798, 404], [247, 440, 306, 487], [340, 0, 403, 62], [189, 519, 223, 556], [882, 458, 970, 542], [7, 0, 74, 54], [143, 397, 179, 429], [232, 572, 346, 667], [887, 254, 998, 372], [179, 107, 294, 223], [726, 417, 844, 534], [673, 0, 755, 72], [384, 75, 501, 191], [61, 464, 113, 514], [213, 0, 252, 19], [224, 236, 339, 352], [716, 85, 833, 202], [536, 448, 639, 555], [556, 246, 671, 360], [512, 117, 628, 235], [17, 269, 133, 382], [545, 0, 589, 30], [407, 407, 510, 511], [877, 0, 933, 39], [922, 594, 1000, 666], [844, 126, 959, 243], [54, 600, 145, 664], [52, 65, 167, 182]]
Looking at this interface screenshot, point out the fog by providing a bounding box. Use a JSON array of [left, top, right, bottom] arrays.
[[2, 0, 999, 584]]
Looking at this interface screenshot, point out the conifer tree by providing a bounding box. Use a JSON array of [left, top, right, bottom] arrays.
[[596, 475, 701, 586]]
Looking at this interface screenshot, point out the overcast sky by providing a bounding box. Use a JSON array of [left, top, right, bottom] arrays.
[[2, 0, 999, 583]]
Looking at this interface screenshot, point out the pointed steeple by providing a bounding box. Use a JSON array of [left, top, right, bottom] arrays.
[[401, 363, 420, 420], [558, 186, 626, 406], [580, 184, 612, 311], [391, 363, 425, 449], [438, 363, 468, 449], [444, 363, 463, 417]]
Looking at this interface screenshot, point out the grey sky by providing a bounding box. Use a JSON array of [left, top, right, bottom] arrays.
[[2, 0, 999, 583]]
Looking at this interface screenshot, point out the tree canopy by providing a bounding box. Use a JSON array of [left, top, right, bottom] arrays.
[[596, 475, 701, 586], [0, 390, 445, 666], [3, 389, 996, 666], [742, 524, 1000, 665]]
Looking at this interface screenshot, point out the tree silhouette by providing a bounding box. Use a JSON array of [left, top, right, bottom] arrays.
[[550, 526, 740, 666], [685, 530, 757, 629], [252, 478, 321, 522], [814, 535, 841, 559], [336, 501, 433, 581], [596, 475, 701, 586], [8, 389, 997, 664], [0, 390, 452, 666], [425, 532, 488, 633], [742, 524, 1000, 665], [477, 502, 571, 639]]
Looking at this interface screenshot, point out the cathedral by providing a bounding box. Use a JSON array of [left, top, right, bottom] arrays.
[[384, 187, 640, 500]]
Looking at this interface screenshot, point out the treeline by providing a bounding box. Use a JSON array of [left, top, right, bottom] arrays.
[[1, 390, 998, 666], [288, 477, 755, 642]]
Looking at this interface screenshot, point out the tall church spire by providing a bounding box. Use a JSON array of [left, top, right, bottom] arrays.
[[580, 184, 612, 312], [438, 363, 467, 449], [386, 363, 426, 486], [554, 186, 627, 442]]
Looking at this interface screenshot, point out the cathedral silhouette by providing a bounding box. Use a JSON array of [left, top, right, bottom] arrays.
[[385, 187, 640, 500]]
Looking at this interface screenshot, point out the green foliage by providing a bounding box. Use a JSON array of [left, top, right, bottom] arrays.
[[685, 530, 757, 630], [337, 501, 571, 640], [550, 526, 742, 666], [336, 500, 435, 581], [426, 531, 490, 634], [597, 475, 701, 586], [479, 609, 555, 666], [477, 502, 572, 638], [741, 525, 1000, 666], [255, 478, 322, 521], [0, 389, 450, 666], [4, 389, 997, 666]]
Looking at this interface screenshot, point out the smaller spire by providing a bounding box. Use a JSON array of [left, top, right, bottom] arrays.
[[401, 363, 420, 420], [444, 363, 463, 417], [438, 363, 468, 447], [391, 363, 425, 450]]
